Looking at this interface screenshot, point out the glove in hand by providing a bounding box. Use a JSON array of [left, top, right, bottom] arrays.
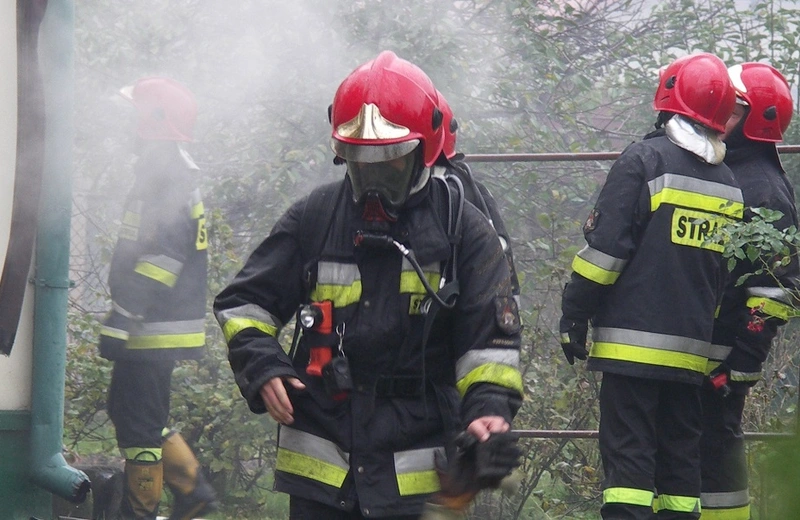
[[98, 310, 134, 360], [559, 317, 588, 365], [434, 431, 522, 511]]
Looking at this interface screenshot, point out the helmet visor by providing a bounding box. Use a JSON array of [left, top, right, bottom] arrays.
[[347, 149, 419, 208]]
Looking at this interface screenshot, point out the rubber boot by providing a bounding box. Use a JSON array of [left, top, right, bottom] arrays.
[[162, 431, 218, 520], [121, 459, 163, 519]]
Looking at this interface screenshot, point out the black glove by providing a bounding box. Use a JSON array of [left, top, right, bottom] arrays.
[[737, 306, 785, 348], [433, 431, 522, 511], [98, 310, 134, 360], [559, 317, 588, 365]]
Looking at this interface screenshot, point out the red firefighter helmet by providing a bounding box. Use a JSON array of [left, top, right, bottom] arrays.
[[437, 91, 459, 159], [330, 51, 444, 167], [119, 76, 197, 142], [728, 62, 793, 142], [653, 53, 735, 133]]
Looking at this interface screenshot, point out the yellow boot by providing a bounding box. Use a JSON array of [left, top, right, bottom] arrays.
[[121, 458, 163, 519], [162, 431, 218, 520]]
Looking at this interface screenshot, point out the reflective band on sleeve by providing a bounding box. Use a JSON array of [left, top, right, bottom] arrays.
[[657, 494, 701, 514], [729, 369, 761, 383], [456, 362, 524, 397], [591, 327, 709, 373], [648, 174, 744, 218], [746, 296, 799, 321], [134, 254, 184, 287], [394, 447, 443, 496], [603, 487, 654, 507], [572, 246, 627, 285], [276, 426, 349, 489], [121, 447, 162, 462], [456, 349, 520, 379], [217, 304, 282, 342], [311, 262, 362, 308]]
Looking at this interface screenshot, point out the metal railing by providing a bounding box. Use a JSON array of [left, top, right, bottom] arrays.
[[465, 145, 800, 442]]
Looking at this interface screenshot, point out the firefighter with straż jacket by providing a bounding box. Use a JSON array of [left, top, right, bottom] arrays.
[[559, 53, 743, 519], [97, 77, 217, 519], [700, 62, 799, 520], [214, 51, 524, 519]]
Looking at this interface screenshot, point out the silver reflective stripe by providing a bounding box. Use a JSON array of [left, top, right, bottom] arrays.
[[401, 258, 440, 274], [278, 426, 349, 471], [701, 489, 750, 508], [746, 286, 793, 305], [648, 173, 744, 204], [112, 301, 142, 320], [456, 349, 520, 381], [134, 319, 205, 335], [394, 447, 443, 474], [593, 327, 709, 357], [216, 304, 283, 329], [575, 245, 627, 273], [139, 254, 183, 276], [707, 343, 732, 362], [317, 261, 361, 285]]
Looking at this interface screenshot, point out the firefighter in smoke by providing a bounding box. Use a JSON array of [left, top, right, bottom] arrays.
[[559, 53, 743, 519], [214, 51, 523, 519], [431, 91, 521, 304], [700, 62, 798, 520], [97, 77, 217, 519]]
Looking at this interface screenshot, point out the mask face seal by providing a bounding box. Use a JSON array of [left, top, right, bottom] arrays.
[[347, 148, 419, 211]]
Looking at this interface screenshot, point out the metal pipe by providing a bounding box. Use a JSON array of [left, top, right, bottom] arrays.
[[464, 145, 800, 163], [512, 429, 794, 441], [29, 0, 90, 503]]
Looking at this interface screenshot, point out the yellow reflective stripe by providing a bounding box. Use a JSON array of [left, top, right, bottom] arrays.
[[134, 261, 178, 287], [699, 504, 750, 519], [705, 360, 722, 376], [127, 333, 205, 349], [572, 254, 620, 285], [121, 447, 162, 461], [746, 296, 799, 320], [590, 342, 707, 373], [122, 210, 141, 227], [658, 494, 701, 513], [456, 362, 524, 397], [100, 326, 129, 341], [191, 201, 205, 219], [399, 270, 441, 294], [276, 448, 349, 488], [651, 187, 743, 217], [222, 317, 278, 342], [603, 487, 654, 507], [397, 470, 440, 496], [311, 281, 362, 308]]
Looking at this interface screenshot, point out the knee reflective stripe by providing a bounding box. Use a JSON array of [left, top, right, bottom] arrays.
[[698, 504, 750, 519], [394, 447, 443, 496], [658, 494, 701, 514], [603, 487, 654, 507], [276, 426, 349, 488], [701, 490, 750, 520], [122, 447, 163, 462]]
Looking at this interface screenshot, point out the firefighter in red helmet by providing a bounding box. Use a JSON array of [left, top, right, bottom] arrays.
[[98, 76, 217, 519], [559, 53, 743, 519], [700, 62, 798, 520], [215, 51, 523, 519]]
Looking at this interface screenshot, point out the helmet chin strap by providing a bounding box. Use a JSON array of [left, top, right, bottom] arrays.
[[361, 192, 398, 222]]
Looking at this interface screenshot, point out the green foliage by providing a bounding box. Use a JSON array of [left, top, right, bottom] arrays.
[[65, 1, 800, 518]]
